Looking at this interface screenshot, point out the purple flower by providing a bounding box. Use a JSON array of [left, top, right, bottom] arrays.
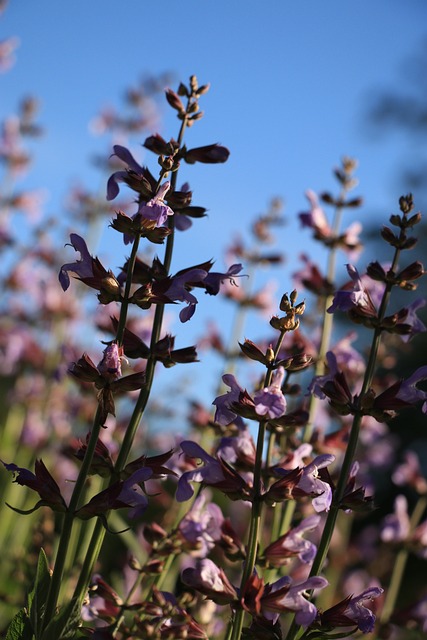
[[297, 454, 335, 512], [381, 495, 410, 543], [253, 367, 287, 419], [261, 575, 328, 627], [181, 558, 238, 605], [262, 514, 321, 567], [342, 588, 384, 633], [212, 374, 245, 426], [399, 298, 427, 342], [176, 442, 225, 502], [308, 351, 339, 399], [77, 467, 152, 520], [164, 268, 208, 322], [178, 494, 224, 557], [327, 265, 377, 317], [202, 263, 244, 295], [216, 428, 256, 467], [299, 190, 331, 238], [395, 366, 427, 413], [392, 450, 427, 493], [58, 233, 94, 291], [107, 145, 144, 200], [138, 181, 174, 227], [2, 459, 67, 513]]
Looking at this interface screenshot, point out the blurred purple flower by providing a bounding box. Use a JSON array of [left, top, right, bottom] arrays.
[[178, 494, 224, 557], [381, 495, 410, 543], [399, 298, 426, 342], [395, 366, 427, 414], [181, 558, 238, 605], [253, 367, 287, 419], [392, 450, 427, 494], [299, 190, 331, 238]]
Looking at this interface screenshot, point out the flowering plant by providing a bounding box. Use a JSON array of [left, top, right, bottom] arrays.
[[1, 23, 427, 640]]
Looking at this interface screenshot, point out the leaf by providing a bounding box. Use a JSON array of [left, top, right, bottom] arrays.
[[5, 608, 34, 640], [41, 597, 82, 640], [28, 548, 51, 639]]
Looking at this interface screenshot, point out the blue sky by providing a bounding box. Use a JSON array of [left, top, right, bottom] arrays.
[[2, 1, 426, 417]]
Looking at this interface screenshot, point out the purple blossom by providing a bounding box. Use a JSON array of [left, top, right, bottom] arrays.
[[164, 268, 208, 322], [399, 298, 427, 342], [381, 495, 410, 543], [327, 265, 377, 316], [212, 373, 245, 426], [308, 351, 339, 399], [77, 467, 152, 520], [202, 263, 244, 295], [107, 144, 144, 200], [58, 233, 94, 291], [176, 442, 225, 502], [181, 558, 238, 605], [343, 588, 384, 633], [395, 366, 427, 413], [262, 514, 321, 566], [392, 450, 427, 493], [297, 454, 335, 512], [262, 575, 328, 627], [178, 494, 224, 557], [253, 367, 287, 419], [299, 190, 331, 238], [138, 181, 174, 227]]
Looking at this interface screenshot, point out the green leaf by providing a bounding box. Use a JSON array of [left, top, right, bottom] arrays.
[[41, 597, 82, 640], [28, 548, 52, 639], [5, 608, 34, 640]]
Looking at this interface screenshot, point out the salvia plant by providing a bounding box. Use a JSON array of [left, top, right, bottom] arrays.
[[1, 20, 427, 640]]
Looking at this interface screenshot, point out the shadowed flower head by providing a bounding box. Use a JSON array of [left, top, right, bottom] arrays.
[[327, 264, 378, 317], [317, 587, 383, 633]]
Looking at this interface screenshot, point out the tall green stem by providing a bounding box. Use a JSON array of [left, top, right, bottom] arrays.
[[230, 330, 286, 640], [42, 406, 104, 628], [286, 239, 404, 640], [71, 100, 192, 613]]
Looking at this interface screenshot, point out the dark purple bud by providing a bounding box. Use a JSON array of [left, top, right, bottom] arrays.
[[183, 143, 230, 164]]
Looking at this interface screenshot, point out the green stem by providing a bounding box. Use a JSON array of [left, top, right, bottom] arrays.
[[42, 405, 104, 628], [286, 239, 404, 640], [230, 330, 286, 640], [71, 101, 193, 613]]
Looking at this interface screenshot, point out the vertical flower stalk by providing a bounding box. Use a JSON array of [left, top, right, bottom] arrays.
[[286, 194, 424, 640]]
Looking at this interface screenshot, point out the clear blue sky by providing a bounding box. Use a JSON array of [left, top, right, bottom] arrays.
[[2, 1, 426, 416]]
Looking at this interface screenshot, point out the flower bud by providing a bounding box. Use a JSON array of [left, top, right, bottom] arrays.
[[399, 193, 413, 214]]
